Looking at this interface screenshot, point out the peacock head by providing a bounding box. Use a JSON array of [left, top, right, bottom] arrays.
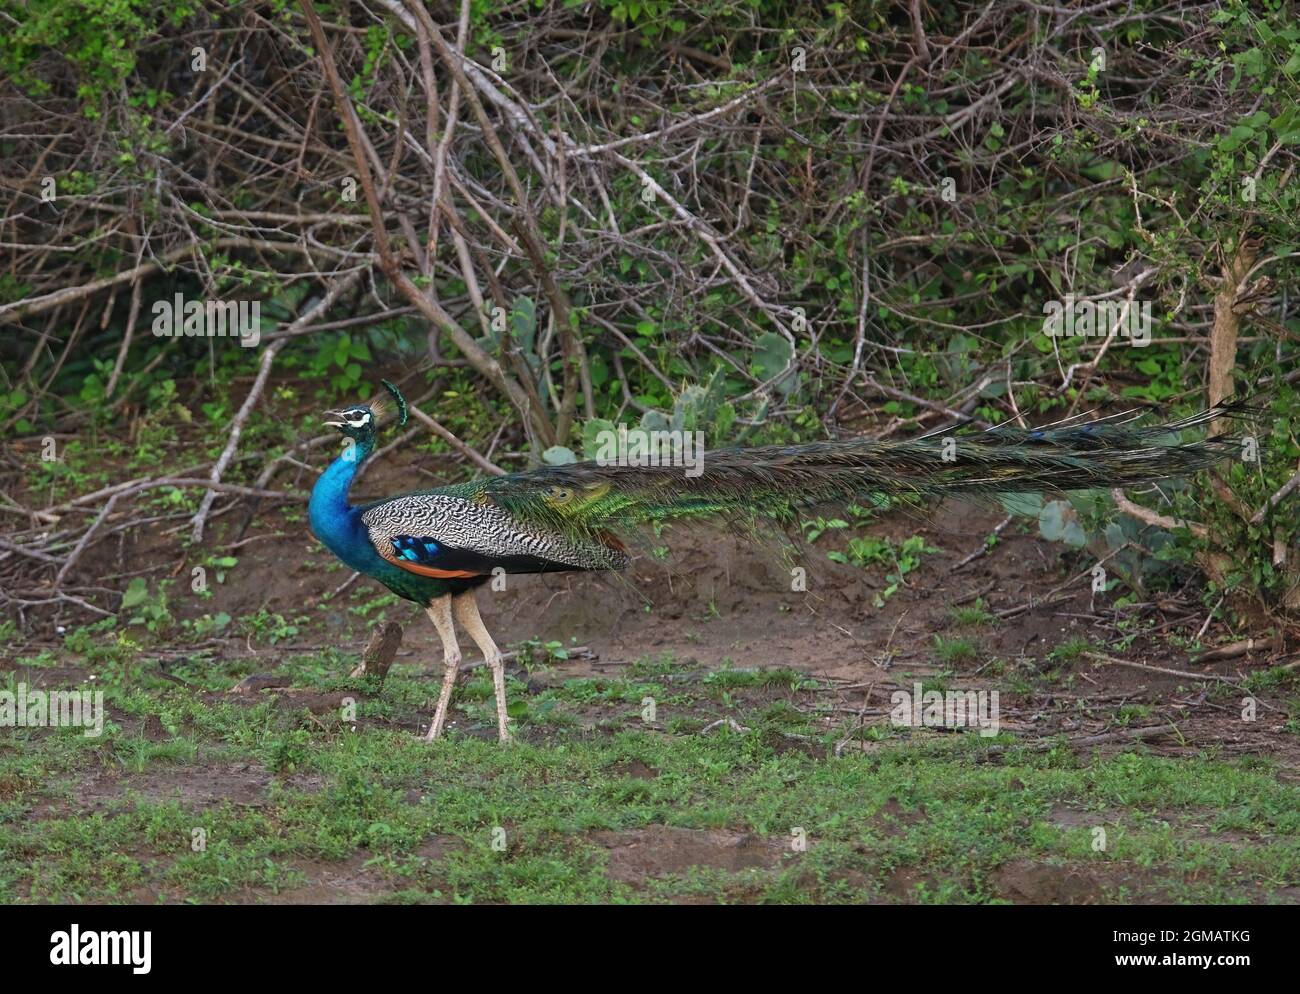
[[322, 379, 408, 441]]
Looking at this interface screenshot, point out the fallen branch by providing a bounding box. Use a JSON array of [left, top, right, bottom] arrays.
[[1250, 461, 1300, 525], [977, 723, 1179, 758], [1084, 651, 1242, 684], [699, 718, 750, 735], [953, 515, 1012, 571], [1192, 637, 1274, 663], [1110, 488, 1206, 539]]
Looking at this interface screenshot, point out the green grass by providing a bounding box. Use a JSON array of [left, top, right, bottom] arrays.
[[947, 600, 997, 627], [932, 635, 981, 666], [1, 630, 1297, 904], [1049, 637, 1092, 664], [5, 725, 1298, 904]]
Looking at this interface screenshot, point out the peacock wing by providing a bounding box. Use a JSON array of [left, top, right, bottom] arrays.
[[360, 492, 628, 576]]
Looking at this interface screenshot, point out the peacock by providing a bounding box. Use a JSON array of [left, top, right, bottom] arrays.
[[309, 380, 1251, 743]]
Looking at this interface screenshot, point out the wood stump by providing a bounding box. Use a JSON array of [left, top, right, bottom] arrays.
[[348, 621, 403, 684]]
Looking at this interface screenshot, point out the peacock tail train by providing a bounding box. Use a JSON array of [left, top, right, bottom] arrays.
[[427, 401, 1255, 559]]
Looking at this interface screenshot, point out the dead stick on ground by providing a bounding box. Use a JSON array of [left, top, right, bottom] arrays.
[[1063, 724, 1180, 748], [953, 516, 1012, 571], [977, 724, 1179, 758], [1111, 488, 1206, 539], [1084, 651, 1242, 684], [54, 489, 126, 586], [699, 718, 750, 735], [1192, 637, 1272, 663], [845, 723, 1179, 758]]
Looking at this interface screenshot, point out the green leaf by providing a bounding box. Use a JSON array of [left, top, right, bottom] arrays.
[[640, 409, 670, 432], [713, 401, 736, 441], [1039, 500, 1087, 547], [121, 578, 150, 610], [510, 296, 537, 351], [581, 419, 617, 459], [753, 332, 792, 376]]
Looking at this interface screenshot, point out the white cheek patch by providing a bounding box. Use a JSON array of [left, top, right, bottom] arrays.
[[346, 411, 372, 428]]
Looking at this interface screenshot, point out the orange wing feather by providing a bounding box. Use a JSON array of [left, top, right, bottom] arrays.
[[375, 543, 482, 579]]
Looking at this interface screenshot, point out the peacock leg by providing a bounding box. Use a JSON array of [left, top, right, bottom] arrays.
[[424, 594, 462, 742], [451, 589, 512, 743]]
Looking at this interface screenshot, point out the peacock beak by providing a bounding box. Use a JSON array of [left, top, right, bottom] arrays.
[[322, 411, 347, 428]]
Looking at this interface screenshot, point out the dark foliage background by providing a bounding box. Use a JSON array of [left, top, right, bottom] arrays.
[[2, 0, 1298, 621]]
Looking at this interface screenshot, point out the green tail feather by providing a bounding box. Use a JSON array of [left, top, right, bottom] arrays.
[[445, 401, 1257, 550]]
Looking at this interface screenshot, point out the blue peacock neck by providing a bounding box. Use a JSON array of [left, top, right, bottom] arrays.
[[309, 434, 376, 565]]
